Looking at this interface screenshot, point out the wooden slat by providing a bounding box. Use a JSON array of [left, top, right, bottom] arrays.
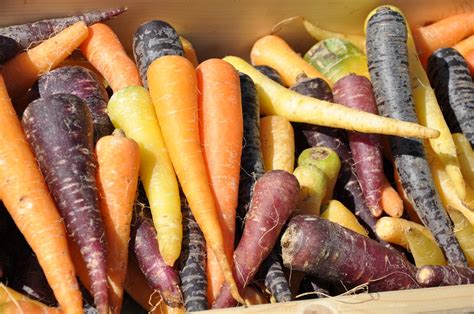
[[204, 285, 474, 313]]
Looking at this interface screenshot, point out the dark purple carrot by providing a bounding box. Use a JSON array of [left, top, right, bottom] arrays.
[[0, 35, 22, 64], [213, 170, 300, 309], [38, 66, 113, 142], [333, 74, 384, 217], [428, 48, 474, 146], [131, 202, 183, 308], [0, 8, 126, 51], [133, 20, 184, 88], [179, 195, 208, 312], [366, 6, 466, 266], [257, 250, 292, 303], [236, 73, 265, 231], [21, 94, 108, 313], [416, 265, 474, 287], [281, 215, 419, 292], [289, 78, 380, 240], [255, 65, 284, 85]]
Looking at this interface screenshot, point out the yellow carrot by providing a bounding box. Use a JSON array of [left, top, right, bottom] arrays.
[[446, 208, 474, 267], [375, 217, 435, 249], [406, 227, 447, 267], [260, 115, 295, 172], [452, 133, 474, 189], [223, 56, 439, 139], [107, 86, 181, 266], [320, 200, 368, 236], [302, 18, 366, 53]]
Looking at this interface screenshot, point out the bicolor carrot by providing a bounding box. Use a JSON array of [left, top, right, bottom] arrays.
[[81, 23, 142, 92], [196, 59, 243, 304], [107, 86, 181, 266], [96, 129, 140, 313], [250, 35, 326, 87], [223, 56, 439, 139], [147, 55, 243, 304], [0, 75, 82, 314], [1, 21, 88, 101]]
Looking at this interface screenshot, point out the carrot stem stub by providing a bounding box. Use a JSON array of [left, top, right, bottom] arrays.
[[147, 55, 243, 305]]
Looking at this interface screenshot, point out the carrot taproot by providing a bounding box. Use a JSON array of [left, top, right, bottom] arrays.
[[96, 129, 140, 313], [380, 177, 404, 218], [22, 94, 109, 313], [133, 20, 184, 88], [375, 217, 435, 250], [255, 65, 284, 85], [416, 265, 474, 287], [223, 56, 439, 139], [147, 55, 243, 304], [452, 133, 474, 189], [196, 58, 243, 305], [180, 36, 199, 67], [0, 75, 83, 314], [292, 164, 327, 216], [0, 35, 22, 64], [365, 6, 466, 266], [428, 48, 474, 147], [462, 49, 474, 75], [81, 23, 142, 92], [320, 200, 368, 236], [0, 283, 58, 310], [453, 35, 474, 57], [0, 300, 62, 314], [260, 115, 295, 172], [1, 21, 88, 101], [412, 12, 474, 67], [446, 208, 474, 267], [406, 227, 447, 267], [250, 35, 326, 87], [256, 250, 291, 303], [302, 18, 366, 53]]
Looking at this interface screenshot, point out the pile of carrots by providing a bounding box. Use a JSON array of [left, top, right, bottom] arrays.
[[0, 4, 473, 314]]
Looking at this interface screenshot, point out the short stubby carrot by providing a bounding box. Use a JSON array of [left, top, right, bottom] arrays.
[[196, 58, 243, 304], [0, 75, 83, 314], [147, 55, 243, 305], [81, 23, 142, 92]]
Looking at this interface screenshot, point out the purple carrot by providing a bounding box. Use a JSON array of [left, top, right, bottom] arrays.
[[333, 74, 384, 217], [22, 94, 108, 313], [179, 195, 208, 312], [416, 265, 474, 287], [255, 65, 284, 85], [257, 250, 292, 303], [281, 215, 419, 292], [132, 206, 183, 308], [38, 66, 113, 142], [213, 170, 300, 309], [0, 8, 126, 50], [0, 35, 22, 64]]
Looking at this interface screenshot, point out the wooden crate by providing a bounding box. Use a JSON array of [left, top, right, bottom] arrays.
[[1, 1, 473, 312]]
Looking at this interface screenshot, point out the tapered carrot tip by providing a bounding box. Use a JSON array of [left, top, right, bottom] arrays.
[[215, 247, 244, 305]]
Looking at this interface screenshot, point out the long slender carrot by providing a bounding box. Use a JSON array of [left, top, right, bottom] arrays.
[[196, 59, 243, 304], [147, 55, 243, 305], [223, 56, 439, 139], [1, 21, 88, 101], [250, 35, 326, 87], [412, 12, 474, 67], [81, 23, 142, 92], [0, 75, 83, 314], [96, 129, 140, 314]]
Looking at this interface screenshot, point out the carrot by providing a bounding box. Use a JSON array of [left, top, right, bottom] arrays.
[[0, 35, 22, 64], [0, 300, 62, 314], [0, 283, 58, 310], [250, 35, 326, 87], [108, 86, 181, 266], [452, 133, 474, 188], [453, 35, 474, 56], [462, 49, 474, 75], [180, 36, 199, 67], [96, 129, 140, 313], [1, 21, 88, 101], [260, 115, 295, 172], [375, 217, 435, 250], [0, 75, 82, 314], [196, 59, 243, 305], [256, 250, 291, 303], [406, 227, 447, 267], [320, 200, 368, 236], [446, 209, 474, 267], [412, 12, 474, 67], [365, 6, 466, 266], [255, 65, 284, 85], [416, 265, 474, 287], [80, 23, 142, 92], [380, 177, 404, 218], [223, 56, 439, 139], [292, 164, 327, 216], [302, 18, 366, 53], [147, 55, 243, 304]]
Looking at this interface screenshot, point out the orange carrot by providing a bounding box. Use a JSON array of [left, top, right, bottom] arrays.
[[393, 167, 422, 224], [1, 21, 88, 101], [147, 55, 244, 305], [250, 35, 326, 86], [0, 301, 62, 314], [80, 23, 142, 92], [96, 129, 140, 314], [381, 176, 404, 218], [453, 35, 474, 56], [196, 59, 243, 304], [0, 75, 83, 314], [413, 12, 474, 67], [463, 49, 474, 76], [180, 36, 199, 67]]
